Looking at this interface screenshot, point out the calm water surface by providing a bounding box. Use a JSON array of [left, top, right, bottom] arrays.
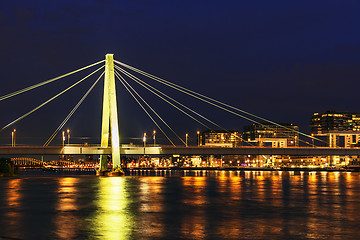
[[1, 170, 360, 239]]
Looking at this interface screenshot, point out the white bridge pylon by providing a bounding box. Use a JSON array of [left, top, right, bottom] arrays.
[[99, 54, 121, 171]]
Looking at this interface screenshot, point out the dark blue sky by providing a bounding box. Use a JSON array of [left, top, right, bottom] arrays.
[[0, 0, 360, 146]]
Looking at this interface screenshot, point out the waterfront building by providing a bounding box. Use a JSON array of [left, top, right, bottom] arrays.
[[242, 123, 299, 147], [311, 111, 360, 147], [201, 130, 241, 147]]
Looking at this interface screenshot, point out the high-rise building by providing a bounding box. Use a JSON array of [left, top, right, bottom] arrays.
[[243, 123, 299, 147], [311, 111, 360, 147], [201, 130, 241, 147], [311, 111, 360, 134]]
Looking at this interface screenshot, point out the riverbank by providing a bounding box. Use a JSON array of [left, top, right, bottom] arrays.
[[126, 166, 355, 172], [15, 166, 356, 177]]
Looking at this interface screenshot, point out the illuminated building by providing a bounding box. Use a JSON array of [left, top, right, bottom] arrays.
[[201, 130, 241, 147], [311, 111, 360, 147], [311, 111, 360, 133], [243, 123, 299, 147]]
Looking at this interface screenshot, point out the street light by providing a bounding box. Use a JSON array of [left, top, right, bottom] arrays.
[[62, 131, 65, 146], [153, 130, 156, 145], [143, 132, 147, 155], [185, 133, 188, 147], [67, 129, 70, 145], [11, 129, 16, 147], [311, 134, 315, 147], [143, 132, 147, 147], [197, 131, 200, 147]]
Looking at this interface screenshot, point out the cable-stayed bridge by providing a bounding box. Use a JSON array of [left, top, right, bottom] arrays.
[[0, 54, 356, 174]]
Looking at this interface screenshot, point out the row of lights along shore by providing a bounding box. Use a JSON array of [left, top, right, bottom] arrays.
[[143, 130, 201, 147]]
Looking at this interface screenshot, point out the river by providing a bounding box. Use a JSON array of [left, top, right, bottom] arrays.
[[1, 170, 360, 239]]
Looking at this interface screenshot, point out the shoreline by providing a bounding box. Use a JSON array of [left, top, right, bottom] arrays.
[[126, 166, 356, 172], [14, 166, 358, 176]]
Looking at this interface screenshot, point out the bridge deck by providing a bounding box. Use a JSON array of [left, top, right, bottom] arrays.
[[0, 146, 359, 156]]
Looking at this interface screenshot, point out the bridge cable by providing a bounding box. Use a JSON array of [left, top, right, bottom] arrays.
[[115, 65, 252, 145], [115, 71, 176, 146], [116, 72, 176, 146], [115, 68, 214, 131], [114, 62, 288, 131], [117, 61, 327, 145], [115, 60, 324, 144], [114, 61, 294, 128], [114, 64, 280, 143], [115, 69, 219, 143], [0, 66, 104, 132], [0, 60, 104, 102], [43, 71, 105, 146]]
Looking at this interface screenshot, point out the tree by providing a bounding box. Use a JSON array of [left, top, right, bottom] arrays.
[[0, 158, 15, 177]]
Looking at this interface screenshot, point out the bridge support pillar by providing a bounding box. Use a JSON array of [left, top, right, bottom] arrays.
[[98, 54, 123, 176]]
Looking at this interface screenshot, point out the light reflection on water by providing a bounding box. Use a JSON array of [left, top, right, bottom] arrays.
[[181, 177, 207, 239], [138, 177, 165, 239], [1, 171, 360, 239], [54, 177, 81, 239], [89, 177, 135, 240], [4, 179, 23, 239]]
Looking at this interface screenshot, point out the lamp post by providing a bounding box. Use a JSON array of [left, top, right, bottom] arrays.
[[143, 133, 146, 148], [62, 131, 65, 146], [311, 134, 314, 147], [185, 133, 188, 147], [197, 131, 200, 147], [11, 129, 16, 147], [153, 130, 156, 146], [143, 132, 146, 155], [67, 129, 70, 145]]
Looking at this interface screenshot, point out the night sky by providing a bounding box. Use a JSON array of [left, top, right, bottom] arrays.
[[0, 0, 360, 146]]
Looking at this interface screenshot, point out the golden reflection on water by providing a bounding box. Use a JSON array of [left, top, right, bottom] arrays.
[[5, 178, 22, 232], [89, 177, 135, 240], [138, 177, 164, 239], [56, 177, 79, 211], [6, 179, 22, 209], [55, 177, 79, 239], [217, 175, 245, 239], [229, 173, 241, 200], [181, 177, 207, 239]]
